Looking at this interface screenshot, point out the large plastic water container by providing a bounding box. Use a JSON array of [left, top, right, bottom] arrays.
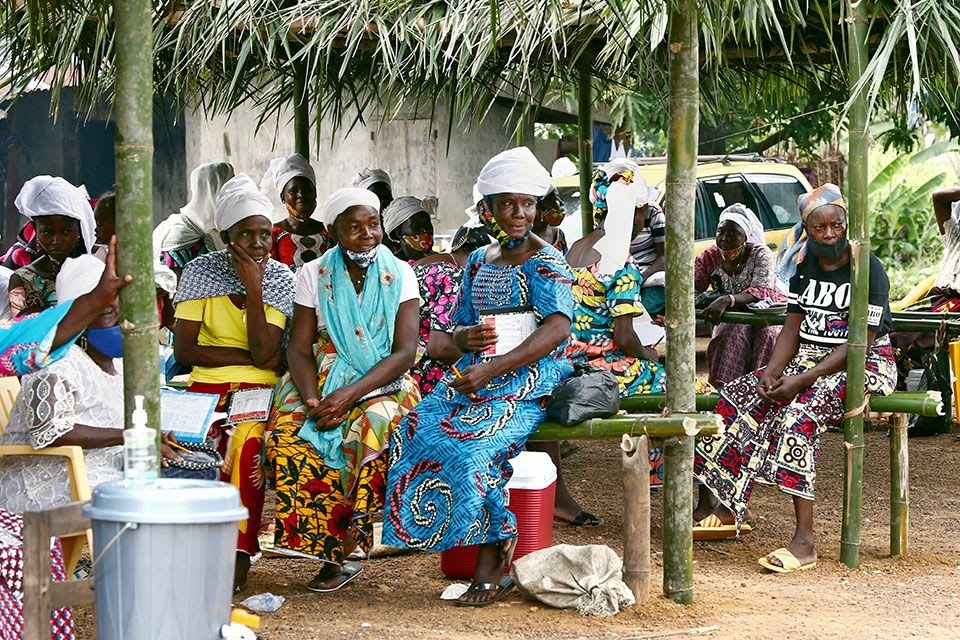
[[83, 479, 247, 640], [440, 450, 557, 579]]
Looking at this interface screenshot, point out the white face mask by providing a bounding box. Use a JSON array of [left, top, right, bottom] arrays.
[[345, 247, 378, 268]]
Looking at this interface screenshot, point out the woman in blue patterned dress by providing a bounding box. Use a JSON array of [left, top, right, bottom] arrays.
[[383, 147, 573, 607]]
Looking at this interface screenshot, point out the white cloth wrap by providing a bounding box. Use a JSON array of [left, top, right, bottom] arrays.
[[510, 544, 636, 617], [320, 187, 382, 228], [352, 167, 392, 190], [55, 255, 105, 302], [476, 147, 551, 198], [213, 174, 275, 232], [382, 196, 431, 236], [594, 181, 638, 276], [15, 176, 96, 252], [180, 162, 234, 232], [261, 153, 315, 198], [718, 203, 765, 246]]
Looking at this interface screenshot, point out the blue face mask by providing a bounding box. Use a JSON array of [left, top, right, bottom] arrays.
[[86, 325, 123, 358], [345, 247, 379, 268]]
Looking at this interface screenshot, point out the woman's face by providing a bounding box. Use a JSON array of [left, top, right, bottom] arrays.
[[395, 211, 435, 256], [35, 215, 81, 261], [91, 298, 120, 330], [804, 205, 847, 245], [537, 191, 564, 227], [715, 220, 747, 251], [223, 215, 273, 262], [334, 205, 382, 253], [94, 198, 116, 245], [632, 204, 650, 237], [490, 193, 537, 239], [282, 176, 317, 219]]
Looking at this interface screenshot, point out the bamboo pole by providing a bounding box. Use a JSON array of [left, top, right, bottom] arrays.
[[840, 0, 871, 569], [293, 59, 310, 158], [577, 66, 593, 238], [619, 392, 943, 417], [889, 413, 909, 556], [621, 435, 651, 604], [662, 0, 699, 606], [113, 0, 161, 446], [712, 310, 960, 336], [530, 414, 720, 441]]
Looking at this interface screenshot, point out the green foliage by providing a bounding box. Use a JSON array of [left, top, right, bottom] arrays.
[[869, 141, 957, 266]]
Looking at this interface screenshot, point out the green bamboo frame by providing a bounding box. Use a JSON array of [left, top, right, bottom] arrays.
[[620, 392, 944, 417]]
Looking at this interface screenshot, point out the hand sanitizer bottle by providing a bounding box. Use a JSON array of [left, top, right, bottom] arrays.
[[123, 395, 158, 484]]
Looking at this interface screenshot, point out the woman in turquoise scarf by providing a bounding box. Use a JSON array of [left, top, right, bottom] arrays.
[[266, 187, 421, 592]]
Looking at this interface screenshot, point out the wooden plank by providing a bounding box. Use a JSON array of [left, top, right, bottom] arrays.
[[22, 511, 51, 640]]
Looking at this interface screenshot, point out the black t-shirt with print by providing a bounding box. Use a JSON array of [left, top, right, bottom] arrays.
[[786, 252, 891, 347]]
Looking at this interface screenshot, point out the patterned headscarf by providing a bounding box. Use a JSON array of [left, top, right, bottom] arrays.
[[775, 183, 847, 287], [798, 183, 846, 222], [173, 251, 295, 319]]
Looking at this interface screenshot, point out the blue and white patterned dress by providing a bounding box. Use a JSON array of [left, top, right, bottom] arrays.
[[383, 246, 573, 551]]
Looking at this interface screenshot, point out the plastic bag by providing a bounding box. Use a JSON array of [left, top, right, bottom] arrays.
[[545, 366, 620, 426]]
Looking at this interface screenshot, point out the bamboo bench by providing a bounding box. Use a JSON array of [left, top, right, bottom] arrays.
[[527, 389, 943, 601]]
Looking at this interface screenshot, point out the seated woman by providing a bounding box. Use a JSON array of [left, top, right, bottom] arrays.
[[263, 153, 334, 270], [384, 147, 574, 607], [382, 196, 437, 263], [353, 167, 394, 212], [533, 186, 568, 254], [411, 225, 490, 395], [153, 162, 234, 278], [173, 174, 295, 590], [266, 187, 420, 592], [621, 168, 666, 317], [693, 184, 897, 572], [8, 176, 96, 317], [694, 204, 785, 388], [564, 165, 667, 494], [0, 255, 175, 512]]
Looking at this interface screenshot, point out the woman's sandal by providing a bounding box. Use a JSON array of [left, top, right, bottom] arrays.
[[306, 562, 364, 593], [455, 538, 518, 608], [693, 513, 753, 541], [757, 548, 817, 574]]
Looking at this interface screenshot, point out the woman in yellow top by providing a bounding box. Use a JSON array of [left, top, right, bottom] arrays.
[[173, 174, 295, 590]]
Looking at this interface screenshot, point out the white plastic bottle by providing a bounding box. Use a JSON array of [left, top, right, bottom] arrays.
[[123, 395, 158, 484]]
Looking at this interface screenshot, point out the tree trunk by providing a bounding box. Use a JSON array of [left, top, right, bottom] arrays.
[[577, 67, 593, 237], [113, 0, 160, 448], [662, 0, 699, 605], [293, 59, 310, 159], [841, 0, 870, 569]]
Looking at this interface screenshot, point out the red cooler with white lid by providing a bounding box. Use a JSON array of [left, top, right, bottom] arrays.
[[440, 450, 557, 579]]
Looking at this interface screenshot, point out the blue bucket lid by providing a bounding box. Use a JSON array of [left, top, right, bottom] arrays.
[[83, 479, 248, 524]]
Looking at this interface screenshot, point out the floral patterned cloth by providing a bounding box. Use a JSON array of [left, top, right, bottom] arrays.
[[266, 337, 420, 564], [271, 226, 335, 271], [694, 337, 897, 524], [411, 260, 462, 395], [9, 260, 58, 318], [565, 258, 665, 396], [694, 244, 785, 387], [0, 346, 124, 514]]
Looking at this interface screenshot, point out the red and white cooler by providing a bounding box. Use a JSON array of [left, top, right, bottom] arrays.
[[440, 450, 557, 579]]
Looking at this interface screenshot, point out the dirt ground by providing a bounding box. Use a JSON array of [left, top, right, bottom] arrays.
[[74, 425, 959, 640]]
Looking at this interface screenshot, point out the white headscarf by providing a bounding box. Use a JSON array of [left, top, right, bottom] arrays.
[[352, 168, 392, 190], [15, 176, 96, 252], [476, 147, 551, 198], [213, 174, 275, 232], [383, 196, 433, 236], [180, 162, 235, 232], [320, 187, 382, 228], [261, 153, 315, 199], [55, 254, 104, 302], [718, 203, 765, 246]]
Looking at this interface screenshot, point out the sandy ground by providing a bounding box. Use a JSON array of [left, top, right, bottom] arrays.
[[73, 425, 960, 640]]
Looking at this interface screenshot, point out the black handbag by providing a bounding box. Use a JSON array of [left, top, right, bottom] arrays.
[[545, 366, 620, 427]]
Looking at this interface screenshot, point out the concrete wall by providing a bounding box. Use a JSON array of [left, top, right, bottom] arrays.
[[184, 100, 547, 235]]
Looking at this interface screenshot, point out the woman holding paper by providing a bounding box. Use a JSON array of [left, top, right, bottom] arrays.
[[173, 175, 294, 590], [383, 147, 574, 607], [265, 187, 420, 593]]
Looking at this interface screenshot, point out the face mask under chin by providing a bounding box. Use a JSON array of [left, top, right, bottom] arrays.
[[807, 236, 849, 261], [345, 247, 379, 268]]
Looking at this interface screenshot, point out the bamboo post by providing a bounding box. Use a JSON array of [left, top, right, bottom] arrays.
[[621, 435, 651, 604], [840, 0, 870, 569], [889, 413, 909, 556], [292, 58, 310, 159], [113, 0, 161, 446], [662, 0, 699, 605], [577, 66, 593, 237]]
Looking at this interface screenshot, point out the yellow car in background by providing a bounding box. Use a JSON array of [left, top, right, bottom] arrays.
[[554, 154, 814, 255]]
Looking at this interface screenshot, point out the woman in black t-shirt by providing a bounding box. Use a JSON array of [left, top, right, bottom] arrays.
[[691, 184, 897, 573]]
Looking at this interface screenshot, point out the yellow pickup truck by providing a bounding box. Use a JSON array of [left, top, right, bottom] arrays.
[[554, 154, 814, 255]]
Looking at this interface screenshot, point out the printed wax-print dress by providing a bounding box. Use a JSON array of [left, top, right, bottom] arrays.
[[271, 226, 335, 271], [411, 260, 462, 395], [694, 244, 785, 387], [9, 262, 57, 317], [266, 337, 421, 565], [564, 258, 665, 396], [383, 247, 574, 552]]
